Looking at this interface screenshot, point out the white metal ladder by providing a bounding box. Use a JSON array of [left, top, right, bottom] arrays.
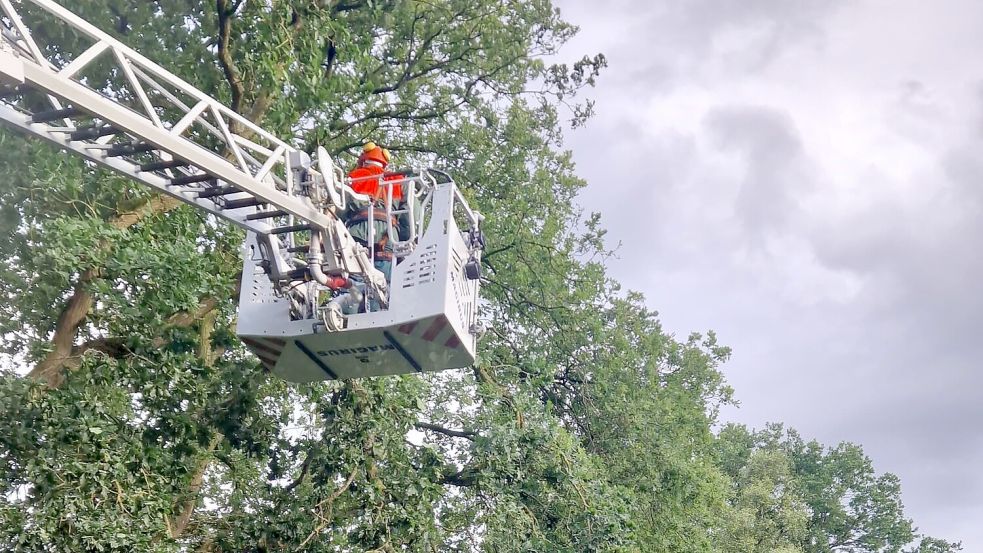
[[0, 0, 386, 296], [0, 0, 486, 380]]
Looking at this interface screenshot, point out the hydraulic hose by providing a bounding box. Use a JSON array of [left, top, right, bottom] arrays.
[[307, 230, 350, 290], [308, 230, 362, 312]]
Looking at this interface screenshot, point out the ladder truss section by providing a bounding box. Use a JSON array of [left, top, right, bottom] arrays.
[[0, 0, 334, 236]]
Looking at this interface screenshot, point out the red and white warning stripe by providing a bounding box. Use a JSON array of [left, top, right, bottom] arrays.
[[396, 316, 462, 349], [241, 337, 287, 370]]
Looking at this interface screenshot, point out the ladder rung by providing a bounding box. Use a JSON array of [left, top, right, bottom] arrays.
[[197, 186, 239, 199], [287, 245, 310, 253], [271, 224, 311, 235], [246, 209, 287, 221], [107, 143, 155, 157], [223, 197, 264, 210], [283, 268, 309, 281], [70, 125, 115, 140], [170, 173, 214, 186], [140, 159, 186, 171], [31, 107, 80, 123]]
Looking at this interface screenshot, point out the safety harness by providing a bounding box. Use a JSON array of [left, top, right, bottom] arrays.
[[347, 203, 398, 261]]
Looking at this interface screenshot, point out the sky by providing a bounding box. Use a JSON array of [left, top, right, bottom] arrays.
[[557, 0, 983, 548]]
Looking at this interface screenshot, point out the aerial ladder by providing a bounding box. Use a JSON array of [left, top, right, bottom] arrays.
[[0, 0, 485, 382]]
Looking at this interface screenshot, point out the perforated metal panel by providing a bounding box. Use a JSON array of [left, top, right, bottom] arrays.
[[237, 183, 481, 381]]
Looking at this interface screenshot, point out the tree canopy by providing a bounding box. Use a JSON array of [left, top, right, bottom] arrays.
[[0, 1, 962, 551]]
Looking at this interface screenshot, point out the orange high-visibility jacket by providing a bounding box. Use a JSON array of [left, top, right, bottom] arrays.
[[348, 166, 404, 201]]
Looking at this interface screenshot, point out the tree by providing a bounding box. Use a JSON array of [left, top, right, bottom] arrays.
[[715, 424, 962, 553], [0, 0, 962, 551], [715, 424, 808, 552], [721, 447, 808, 552], [0, 0, 625, 551]]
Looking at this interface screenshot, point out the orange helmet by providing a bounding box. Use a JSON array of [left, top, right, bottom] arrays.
[[358, 141, 391, 167]]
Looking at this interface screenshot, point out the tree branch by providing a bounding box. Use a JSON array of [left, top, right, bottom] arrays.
[[169, 432, 223, 539], [216, 0, 244, 113], [323, 38, 337, 81], [29, 195, 183, 387], [54, 280, 237, 374], [169, 312, 225, 539], [298, 467, 358, 549], [413, 421, 477, 441], [29, 268, 97, 387], [439, 464, 480, 487], [284, 450, 315, 493], [331, 0, 367, 14]]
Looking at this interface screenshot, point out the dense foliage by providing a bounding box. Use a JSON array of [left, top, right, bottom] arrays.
[[0, 1, 961, 551]]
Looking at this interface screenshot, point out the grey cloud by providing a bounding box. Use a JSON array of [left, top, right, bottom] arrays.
[[559, 1, 983, 546], [826, 366, 983, 507], [703, 105, 812, 235], [617, 0, 841, 82], [772, 84, 983, 528], [560, 0, 844, 95], [806, 91, 983, 350], [613, 0, 841, 46], [898, 80, 936, 116], [943, 84, 983, 209], [568, 125, 699, 244], [811, 201, 983, 353]]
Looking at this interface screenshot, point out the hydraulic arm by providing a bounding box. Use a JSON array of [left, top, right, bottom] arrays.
[[0, 0, 387, 299], [0, 0, 485, 381]]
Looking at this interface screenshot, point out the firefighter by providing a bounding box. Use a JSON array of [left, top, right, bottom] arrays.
[[345, 142, 403, 282], [348, 141, 402, 200]]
